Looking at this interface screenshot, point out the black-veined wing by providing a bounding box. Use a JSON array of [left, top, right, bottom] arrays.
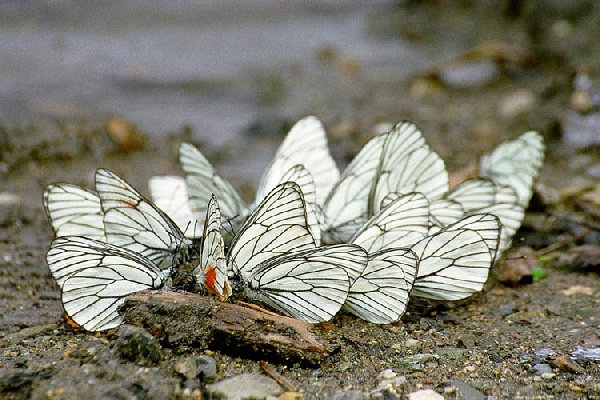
[[228, 182, 316, 280], [463, 184, 524, 255], [351, 192, 430, 253], [47, 236, 164, 331], [43, 183, 105, 241], [370, 121, 449, 216], [445, 178, 498, 212], [148, 175, 203, 239], [179, 142, 248, 225], [411, 229, 493, 301], [195, 194, 231, 301], [442, 214, 501, 262], [480, 131, 545, 208], [95, 169, 195, 272], [321, 133, 388, 243], [244, 244, 367, 323], [428, 199, 464, 233], [255, 116, 340, 206], [343, 247, 418, 324]]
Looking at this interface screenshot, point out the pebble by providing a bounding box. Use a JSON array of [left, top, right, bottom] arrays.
[[499, 90, 535, 118], [552, 354, 586, 374], [174, 355, 217, 381], [541, 372, 556, 380], [407, 389, 444, 400], [439, 59, 500, 88], [115, 324, 163, 366], [331, 390, 367, 400], [451, 377, 486, 400], [0, 192, 21, 225], [404, 338, 420, 349], [571, 346, 600, 361], [377, 369, 396, 382], [206, 373, 282, 400], [563, 110, 600, 149], [533, 363, 553, 376]]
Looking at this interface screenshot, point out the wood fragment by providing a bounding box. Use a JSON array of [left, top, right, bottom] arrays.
[[119, 291, 340, 366], [260, 361, 297, 392]]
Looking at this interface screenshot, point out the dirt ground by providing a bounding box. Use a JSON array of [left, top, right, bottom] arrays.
[[2, 2, 600, 399]]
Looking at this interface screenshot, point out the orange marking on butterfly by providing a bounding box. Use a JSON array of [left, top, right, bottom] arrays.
[[204, 265, 218, 295], [64, 313, 82, 329], [119, 198, 138, 209]]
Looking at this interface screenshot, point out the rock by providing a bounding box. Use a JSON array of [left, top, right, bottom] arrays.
[[552, 354, 586, 374], [197, 355, 218, 381], [407, 389, 444, 400], [404, 338, 420, 349], [563, 110, 600, 150], [377, 369, 396, 382], [115, 324, 163, 366], [451, 378, 486, 400], [499, 90, 535, 118], [0, 192, 21, 225], [207, 373, 282, 400], [276, 392, 302, 400], [508, 310, 547, 323], [331, 390, 367, 400], [398, 353, 440, 370], [533, 363, 553, 376], [439, 59, 500, 88], [541, 372, 556, 380], [571, 346, 600, 361]]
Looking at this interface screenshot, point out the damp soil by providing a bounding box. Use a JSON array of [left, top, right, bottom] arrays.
[[2, 2, 600, 399]]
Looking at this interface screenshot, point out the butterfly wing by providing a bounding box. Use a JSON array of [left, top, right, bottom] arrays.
[[179, 142, 248, 225], [196, 195, 231, 301], [148, 175, 203, 238], [256, 116, 340, 206], [480, 131, 545, 207], [411, 229, 493, 301], [322, 133, 387, 243], [43, 183, 106, 241], [245, 244, 367, 323], [370, 121, 449, 216], [351, 192, 430, 253], [344, 247, 418, 324], [95, 169, 194, 271], [48, 236, 163, 331], [445, 178, 498, 212], [228, 182, 316, 280], [428, 199, 464, 232], [442, 214, 501, 262]]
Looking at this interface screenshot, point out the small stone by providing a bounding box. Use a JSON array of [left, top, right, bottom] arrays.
[[175, 356, 199, 380], [331, 390, 367, 400], [407, 389, 444, 400], [377, 369, 396, 382], [572, 346, 600, 361], [197, 355, 218, 381], [394, 376, 407, 386], [405, 338, 420, 349], [277, 392, 302, 400], [439, 59, 500, 88], [552, 355, 586, 374], [541, 372, 556, 380], [451, 377, 486, 400], [561, 285, 594, 297], [508, 310, 547, 323], [533, 364, 553, 376], [116, 324, 162, 366], [0, 192, 21, 225], [499, 90, 535, 118], [207, 373, 282, 400]]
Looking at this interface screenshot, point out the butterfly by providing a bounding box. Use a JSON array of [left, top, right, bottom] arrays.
[[95, 168, 198, 274], [46, 236, 165, 332], [226, 181, 368, 323], [43, 183, 106, 241], [321, 121, 449, 243], [148, 175, 203, 238], [480, 131, 545, 208], [179, 116, 338, 243], [194, 194, 231, 301]]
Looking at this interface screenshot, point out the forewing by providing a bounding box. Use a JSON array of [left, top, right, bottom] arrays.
[[179, 142, 248, 223], [322, 133, 387, 243], [445, 178, 497, 212], [228, 182, 315, 279], [245, 244, 368, 323], [197, 195, 231, 301], [480, 131, 545, 207], [43, 184, 106, 241], [411, 229, 493, 301], [428, 199, 464, 231], [443, 214, 501, 261], [344, 248, 418, 324], [56, 237, 163, 332], [148, 175, 203, 238], [370, 121, 449, 215], [351, 192, 430, 252], [256, 116, 340, 205], [95, 169, 192, 271]]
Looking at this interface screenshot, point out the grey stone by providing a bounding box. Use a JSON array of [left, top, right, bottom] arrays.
[[115, 324, 163, 366], [451, 377, 486, 400], [207, 373, 282, 400], [533, 363, 553, 376], [408, 389, 444, 400], [331, 390, 367, 400], [197, 355, 217, 381]]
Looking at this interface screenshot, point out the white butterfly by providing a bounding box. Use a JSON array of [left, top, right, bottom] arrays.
[[342, 193, 427, 324], [227, 181, 368, 323], [148, 175, 203, 238], [322, 121, 448, 243], [480, 131, 545, 208], [43, 183, 106, 241], [179, 116, 337, 243], [95, 169, 197, 274], [411, 216, 500, 301], [47, 236, 165, 332], [194, 194, 231, 301]]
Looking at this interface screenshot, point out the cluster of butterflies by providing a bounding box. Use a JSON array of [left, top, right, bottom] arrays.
[[43, 116, 545, 332]]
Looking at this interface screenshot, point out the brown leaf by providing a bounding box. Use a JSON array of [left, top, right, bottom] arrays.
[[557, 245, 600, 269], [496, 247, 538, 285], [552, 355, 586, 374]]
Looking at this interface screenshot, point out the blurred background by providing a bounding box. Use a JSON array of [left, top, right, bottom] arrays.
[[2, 0, 600, 190]]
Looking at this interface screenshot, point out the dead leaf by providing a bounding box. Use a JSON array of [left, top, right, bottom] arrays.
[[496, 247, 538, 285]]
